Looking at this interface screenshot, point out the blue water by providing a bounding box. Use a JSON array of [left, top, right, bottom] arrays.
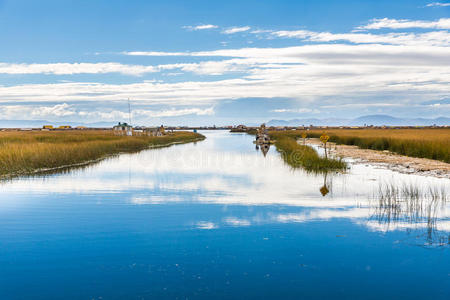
[[0, 131, 449, 299]]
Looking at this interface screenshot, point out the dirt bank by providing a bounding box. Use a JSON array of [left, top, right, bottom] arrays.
[[308, 139, 450, 179]]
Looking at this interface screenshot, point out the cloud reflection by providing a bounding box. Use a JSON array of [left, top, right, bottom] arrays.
[[1, 131, 449, 245]]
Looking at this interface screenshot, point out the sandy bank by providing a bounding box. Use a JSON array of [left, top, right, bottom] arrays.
[[308, 138, 450, 179]]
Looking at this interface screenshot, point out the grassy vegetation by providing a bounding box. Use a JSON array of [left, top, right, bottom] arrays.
[[305, 128, 450, 163], [246, 128, 258, 135], [0, 130, 204, 178], [269, 132, 347, 172]]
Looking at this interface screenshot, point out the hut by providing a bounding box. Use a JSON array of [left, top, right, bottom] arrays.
[[113, 122, 133, 136], [144, 125, 166, 137], [230, 125, 248, 132]]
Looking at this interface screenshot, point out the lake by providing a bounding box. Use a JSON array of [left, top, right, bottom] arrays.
[[0, 130, 449, 299]]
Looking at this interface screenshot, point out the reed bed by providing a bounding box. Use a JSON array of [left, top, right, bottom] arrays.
[[304, 128, 450, 163], [270, 133, 347, 172], [0, 130, 204, 177]]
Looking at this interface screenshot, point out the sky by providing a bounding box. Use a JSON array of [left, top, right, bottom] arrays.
[[0, 0, 449, 126]]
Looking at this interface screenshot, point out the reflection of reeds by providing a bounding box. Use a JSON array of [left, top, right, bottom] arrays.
[[271, 135, 347, 172], [0, 130, 204, 178], [376, 182, 447, 204], [371, 182, 448, 246]]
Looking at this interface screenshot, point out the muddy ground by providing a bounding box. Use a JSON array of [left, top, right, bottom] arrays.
[[308, 138, 450, 179]]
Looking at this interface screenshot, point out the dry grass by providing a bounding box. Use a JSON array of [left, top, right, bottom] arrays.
[[300, 128, 449, 163], [0, 130, 204, 177]]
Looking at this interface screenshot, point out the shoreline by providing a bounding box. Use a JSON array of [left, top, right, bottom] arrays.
[[0, 135, 205, 180], [308, 138, 450, 179]]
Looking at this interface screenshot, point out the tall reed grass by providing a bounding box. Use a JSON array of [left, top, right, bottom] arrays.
[[306, 128, 450, 163], [0, 130, 204, 177], [271, 134, 347, 172]]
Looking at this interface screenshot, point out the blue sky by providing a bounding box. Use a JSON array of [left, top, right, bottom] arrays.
[[0, 0, 449, 125]]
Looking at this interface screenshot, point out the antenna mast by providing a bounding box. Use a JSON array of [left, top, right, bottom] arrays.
[[127, 98, 132, 125]]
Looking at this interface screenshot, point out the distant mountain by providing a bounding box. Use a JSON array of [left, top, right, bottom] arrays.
[[1, 114, 449, 128], [267, 115, 450, 127], [267, 118, 347, 126], [350, 115, 450, 126], [350, 115, 401, 126]]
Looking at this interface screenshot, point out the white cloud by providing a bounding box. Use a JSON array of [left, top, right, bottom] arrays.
[[0, 103, 77, 119], [272, 108, 320, 114], [133, 107, 214, 118], [196, 221, 217, 229], [0, 103, 214, 121], [123, 51, 187, 56], [358, 18, 450, 30], [183, 24, 218, 30], [0, 62, 158, 76], [5, 29, 450, 79], [77, 108, 214, 121], [0, 60, 259, 76], [426, 2, 450, 7], [271, 29, 450, 46], [222, 26, 251, 34], [275, 208, 370, 223], [3, 15, 450, 121], [250, 29, 274, 34], [123, 43, 450, 58], [2, 44, 449, 112], [31, 103, 76, 117], [224, 217, 251, 227], [159, 59, 254, 75]]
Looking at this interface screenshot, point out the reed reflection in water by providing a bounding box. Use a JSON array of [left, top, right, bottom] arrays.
[[0, 130, 449, 299], [370, 182, 449, 246]]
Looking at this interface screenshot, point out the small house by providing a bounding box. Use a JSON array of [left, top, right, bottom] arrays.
[[113, 122, 133, 136], [230, 124, 248, 132], [144, 125, 166, 137]]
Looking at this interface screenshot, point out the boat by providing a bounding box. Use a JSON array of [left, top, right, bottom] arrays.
[[253, 123, 273, 144]]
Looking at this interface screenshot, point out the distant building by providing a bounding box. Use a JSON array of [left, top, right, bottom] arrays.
[[144, 125, 166, 137], [43, 125, 53, 129], [230, 124, 248, 132], [113, 122, 133, 136], [58, 125, 71, 129]]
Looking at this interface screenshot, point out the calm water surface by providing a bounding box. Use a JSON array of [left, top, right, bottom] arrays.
[[0, 131, 449, 299]]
